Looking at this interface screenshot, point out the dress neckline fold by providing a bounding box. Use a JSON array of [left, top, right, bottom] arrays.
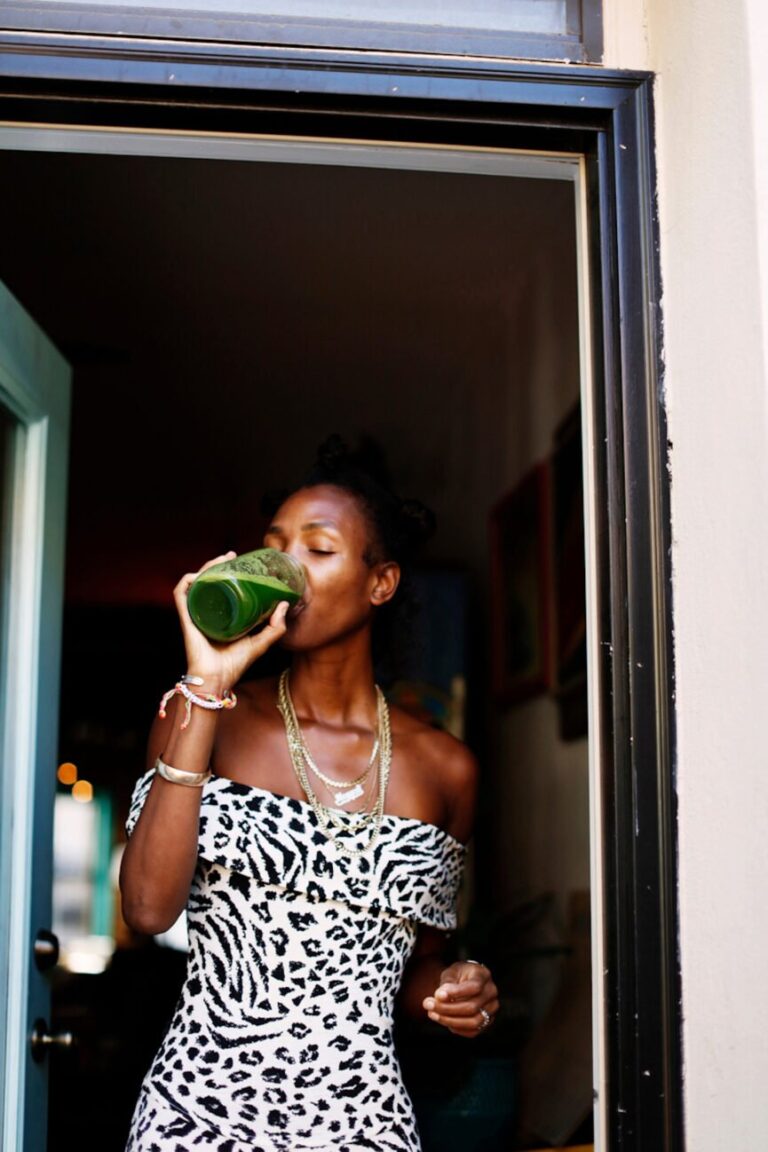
[[207, 774, 467, 853]]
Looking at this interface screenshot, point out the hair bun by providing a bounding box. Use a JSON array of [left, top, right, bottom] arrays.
[[398, 498, 436, 550], [315, 433, 350, 477], [289, 433, 437, 561]]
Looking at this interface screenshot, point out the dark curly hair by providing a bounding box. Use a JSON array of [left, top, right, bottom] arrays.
[[262, 434, 436, 683]]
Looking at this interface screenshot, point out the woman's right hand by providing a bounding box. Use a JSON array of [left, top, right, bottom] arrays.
[[174, 552, 289, 692]]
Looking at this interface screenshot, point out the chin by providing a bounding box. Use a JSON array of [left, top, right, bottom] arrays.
[[280, 617, 367, 654], [278, 617, 313, 652]]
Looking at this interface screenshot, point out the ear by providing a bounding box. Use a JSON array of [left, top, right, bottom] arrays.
[[370, 561, 400, 607]]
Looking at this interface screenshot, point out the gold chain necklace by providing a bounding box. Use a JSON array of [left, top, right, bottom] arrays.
[[276, 669, 392, 858], [291, 709, 380, 807], [277, 668, 383, 814], [311, 741, 381, 812]]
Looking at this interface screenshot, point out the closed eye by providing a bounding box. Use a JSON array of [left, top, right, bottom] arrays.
[[309, 549, 335, 555]]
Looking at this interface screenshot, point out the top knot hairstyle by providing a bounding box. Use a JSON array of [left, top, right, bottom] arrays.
[[301, 434, 436, 566], [263, 433, 437, 681]]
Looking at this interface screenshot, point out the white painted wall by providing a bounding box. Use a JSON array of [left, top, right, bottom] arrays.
[[482, 219, 588, 984], [604, 1, 768, 1146]]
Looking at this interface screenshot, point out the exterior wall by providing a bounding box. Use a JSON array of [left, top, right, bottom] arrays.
[[3, 3, 765, 1144], [605, 1, 768, 1145]]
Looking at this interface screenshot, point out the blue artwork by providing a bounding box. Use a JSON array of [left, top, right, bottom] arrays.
[[387, 569, 468, 736]]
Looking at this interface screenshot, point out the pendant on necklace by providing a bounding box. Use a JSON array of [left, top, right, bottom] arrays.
[[334, 783, 365, 806]]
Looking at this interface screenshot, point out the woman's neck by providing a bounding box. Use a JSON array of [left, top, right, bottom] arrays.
[[287, 640, 378, 728]]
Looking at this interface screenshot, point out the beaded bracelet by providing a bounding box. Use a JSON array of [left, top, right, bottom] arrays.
[[158, 680, 238, 731]]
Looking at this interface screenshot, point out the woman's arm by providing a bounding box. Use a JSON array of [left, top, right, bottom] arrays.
[[119, 697, 221, 935], [397, 927, 451, 1019], [397, 735, 499, 1036], [398, 928, 499, 1038], [119, 554, 289, 935]]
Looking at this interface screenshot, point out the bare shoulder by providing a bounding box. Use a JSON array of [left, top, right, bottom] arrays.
[[390, 706, 479, 842], [391, 705, 477, 774]]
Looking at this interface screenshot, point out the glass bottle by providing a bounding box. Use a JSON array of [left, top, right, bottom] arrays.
[[186, 548, 306, 642]]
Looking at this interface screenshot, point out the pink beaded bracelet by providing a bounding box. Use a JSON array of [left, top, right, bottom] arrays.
[[158, 680, 238, 731]]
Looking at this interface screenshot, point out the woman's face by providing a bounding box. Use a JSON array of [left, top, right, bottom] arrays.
[[263, 484, 399, 652]]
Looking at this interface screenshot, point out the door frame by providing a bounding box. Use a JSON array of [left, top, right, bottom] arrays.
[[0, 34, 681, 1152], [0, 282, 71, 1152]]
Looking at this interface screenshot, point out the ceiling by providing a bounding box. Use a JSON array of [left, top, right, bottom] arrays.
[[0, 147, 577, 602]]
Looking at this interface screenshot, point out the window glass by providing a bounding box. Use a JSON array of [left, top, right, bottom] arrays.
[[25, 0, 567, 34], [4, 0, 602, 61]]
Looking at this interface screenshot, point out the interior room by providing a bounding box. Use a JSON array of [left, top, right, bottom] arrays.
[[1, 145, 591, 1151]]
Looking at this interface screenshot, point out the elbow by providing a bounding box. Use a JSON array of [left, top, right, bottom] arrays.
[[119, 846, 188, 936], [120, 875, 186, 940], [120, 886, 185, 937]]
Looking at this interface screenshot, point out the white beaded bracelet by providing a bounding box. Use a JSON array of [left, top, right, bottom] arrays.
[[155, 756, 211, 788], [158, 680, 237, 731]]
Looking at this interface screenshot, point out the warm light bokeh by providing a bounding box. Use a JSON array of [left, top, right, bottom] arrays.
[[71, 779, 94, 804], [57, 761, 78, 785]]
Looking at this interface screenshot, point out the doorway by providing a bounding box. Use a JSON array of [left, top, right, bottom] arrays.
[[0, 44, 680, 1152], [1, 135, 593, 1151]]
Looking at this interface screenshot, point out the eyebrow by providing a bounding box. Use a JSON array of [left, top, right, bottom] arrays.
[[267, 520, 340, 533]]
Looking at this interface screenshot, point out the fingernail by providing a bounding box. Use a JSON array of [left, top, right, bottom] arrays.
[[428, 1012, 440, 1022], [424, 998, 435, 1011]]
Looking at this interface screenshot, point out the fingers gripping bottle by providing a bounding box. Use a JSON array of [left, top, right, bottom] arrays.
[[187, 549, 306, 642]]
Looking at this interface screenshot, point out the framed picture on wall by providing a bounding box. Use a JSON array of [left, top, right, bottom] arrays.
[[490, 462, 552, 703]]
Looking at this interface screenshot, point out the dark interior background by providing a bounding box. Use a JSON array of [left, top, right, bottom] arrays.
[[1, 146, 591, 1150]]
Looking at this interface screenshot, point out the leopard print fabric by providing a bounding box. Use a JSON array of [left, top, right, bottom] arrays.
[[124, 771, 466, 1151]]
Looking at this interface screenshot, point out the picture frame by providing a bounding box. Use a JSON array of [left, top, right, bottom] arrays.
[[490, 462, 552, 703]]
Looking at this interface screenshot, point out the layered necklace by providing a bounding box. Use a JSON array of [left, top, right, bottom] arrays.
[[276, 669, 392, 858]]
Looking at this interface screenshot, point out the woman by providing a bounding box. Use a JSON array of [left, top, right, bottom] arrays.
[[120, 440, 498, 1152]]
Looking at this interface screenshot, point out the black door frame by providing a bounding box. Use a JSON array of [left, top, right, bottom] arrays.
[[0, 32, 681, 1152]]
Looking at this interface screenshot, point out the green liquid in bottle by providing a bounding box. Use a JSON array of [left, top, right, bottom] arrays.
[[187, 550, 305, 643]]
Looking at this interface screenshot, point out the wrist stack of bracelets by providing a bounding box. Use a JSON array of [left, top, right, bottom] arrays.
[[155, 673, 237, 786], [158, 673, 237, 731]]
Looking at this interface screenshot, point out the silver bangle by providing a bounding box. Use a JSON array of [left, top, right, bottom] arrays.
[[155, 756, 211, 788]]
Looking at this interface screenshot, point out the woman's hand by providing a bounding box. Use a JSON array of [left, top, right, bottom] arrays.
[[175, 552, 289, 691], [422, 961, 499, 1038]]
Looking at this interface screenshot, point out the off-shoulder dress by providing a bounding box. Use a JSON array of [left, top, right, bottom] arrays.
[[124, 770, 465, 1152]]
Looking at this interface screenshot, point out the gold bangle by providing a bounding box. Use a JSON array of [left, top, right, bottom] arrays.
[[154, 757, 211, 788]]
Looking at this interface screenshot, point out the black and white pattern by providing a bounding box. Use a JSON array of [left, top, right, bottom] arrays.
[[125, 771, 466, 1152]]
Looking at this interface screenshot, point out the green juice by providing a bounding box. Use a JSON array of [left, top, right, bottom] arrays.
[[187, 549, 305, 642]]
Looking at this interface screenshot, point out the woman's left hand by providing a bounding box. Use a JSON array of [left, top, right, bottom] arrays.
[[422, 961, 499, 1038]]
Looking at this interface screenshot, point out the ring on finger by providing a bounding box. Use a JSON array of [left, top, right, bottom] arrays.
[[478, 1008, 491, 1030]]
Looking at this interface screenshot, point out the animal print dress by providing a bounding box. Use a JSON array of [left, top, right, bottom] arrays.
[[124, 770, 466, 1152]]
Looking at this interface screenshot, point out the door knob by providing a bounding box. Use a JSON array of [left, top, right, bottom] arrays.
[[30, 1019, 75, 1063], [33, 929, 60, 972]]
